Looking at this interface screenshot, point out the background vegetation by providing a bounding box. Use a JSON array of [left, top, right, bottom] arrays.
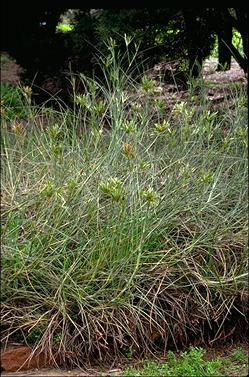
[[0, 7, 247, 102]]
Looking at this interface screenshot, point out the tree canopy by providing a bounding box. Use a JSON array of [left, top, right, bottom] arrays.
[[1, 6, 247, 100]]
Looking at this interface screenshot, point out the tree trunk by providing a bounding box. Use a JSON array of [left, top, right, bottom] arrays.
[[223, 39, 248, 74], [183, 10, 204, 79], [217, 25, 232, 71], [215, 8, 248, 75], [233, 8, 248, 74]]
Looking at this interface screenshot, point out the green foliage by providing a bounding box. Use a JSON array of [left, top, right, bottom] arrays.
[[217, 346, 248, 376], [123, 347, 222, 376], [66, 11, 98, 74], [122, 345, 249, 376], [56, 23, 74, 33], [232, 30, 244, 56], [229, 347, 248, 364], [0, 84, 27, 120], [141, 76, 157, 93], [0, 53, 12, 63], [26, 327, 44, 343], [2, 6, 248, 95], [99, 177, 124, 202], [210, 30, 244, 59], [94, 9, 188, 70]]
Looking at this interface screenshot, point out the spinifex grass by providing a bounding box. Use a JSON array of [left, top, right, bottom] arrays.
[[1, 40, 248, 367]]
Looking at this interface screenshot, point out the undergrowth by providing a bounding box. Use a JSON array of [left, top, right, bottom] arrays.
[[121, 344, 248, 376], [1, 38, 248, 367], [123, 347, 222, 376]]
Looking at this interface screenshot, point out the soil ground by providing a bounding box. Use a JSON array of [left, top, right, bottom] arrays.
[[1, 341, 248, 376]]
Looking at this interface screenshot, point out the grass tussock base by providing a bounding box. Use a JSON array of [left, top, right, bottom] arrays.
[[1, 40, 248, 367]]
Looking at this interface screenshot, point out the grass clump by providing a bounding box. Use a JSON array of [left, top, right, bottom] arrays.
[[1, 38, 248, 367]]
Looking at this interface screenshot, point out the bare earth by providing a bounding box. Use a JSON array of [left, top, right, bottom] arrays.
[[203, 58, 245, 82], [1, 342, 248, 376]]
